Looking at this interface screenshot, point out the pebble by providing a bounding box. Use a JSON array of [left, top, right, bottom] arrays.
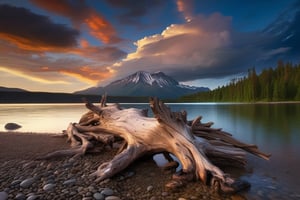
[[147, 185, 153, 192], [85, 192, 92, 197], [11, 179, 22, 186], [99, 179, 110, 185], [0, 191, 8, 200], [0, 146, 271, 200], [62, 163, 73, 168], [63, 178, 76, 186], [101, 188, 114, 196], [22, 161, 36, 169], [20, 178, 35, 188], [93, 192, 104, 200], [4, 122, 21, 130], [61, 189, 69, 194], [77, 186, 84, 193], [105, 196, 120, 200], [82, 197, 93, 200], [161, 192, 168, 196], [125, 171, 135, 178], [88, 186, 95, 192], [43, 183, 56, 191], [15, 193, 26, 200], [26, 194, 39, 200]]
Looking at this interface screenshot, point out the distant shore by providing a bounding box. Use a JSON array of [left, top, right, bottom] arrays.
[[0, 91, 148, 103], [0, 131, 240, 200]]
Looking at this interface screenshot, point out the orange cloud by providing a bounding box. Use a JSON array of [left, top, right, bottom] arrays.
[[0, 4, 79, 52], [31, 0, 121, 44], [41, 66, 49, 70], [80, 39, 89, 48], [84, 12, 119, 44], [0, 3, 124, 90], [0, 33, 72, 53], [59, 66, 114, 84]]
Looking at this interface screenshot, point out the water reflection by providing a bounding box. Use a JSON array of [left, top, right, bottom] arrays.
[[0, 103, 299, 199], [0, 104, 87, 133], [165, 103, 300, 199]]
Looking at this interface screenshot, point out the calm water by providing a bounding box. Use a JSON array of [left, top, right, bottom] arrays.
[[0, 103, 300, 199]]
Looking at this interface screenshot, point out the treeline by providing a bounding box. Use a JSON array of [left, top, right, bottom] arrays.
[[0, 91, 148, 103], [180, 61, 300, 102]]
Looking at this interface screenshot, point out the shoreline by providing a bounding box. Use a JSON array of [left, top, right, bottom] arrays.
[[1, 100, 300, 105], [0, 131, 68, 161], [0, 131, 239, 200]]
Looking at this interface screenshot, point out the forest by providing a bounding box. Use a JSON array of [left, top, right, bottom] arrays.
[[180, 61, 300, 102]]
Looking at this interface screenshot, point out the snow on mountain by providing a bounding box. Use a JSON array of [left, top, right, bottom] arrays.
[[75, 71, 209, 99], [110, 71, 179, 88]]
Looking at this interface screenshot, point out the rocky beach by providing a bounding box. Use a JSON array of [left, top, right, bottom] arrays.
[[0, 132, 247, 200]]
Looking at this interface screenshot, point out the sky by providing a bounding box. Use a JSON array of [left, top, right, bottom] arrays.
[[0, 0, 300, 93]]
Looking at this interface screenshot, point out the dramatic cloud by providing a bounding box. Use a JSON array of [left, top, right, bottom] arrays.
[[0, 3, 126, 91], [111, 12, 289, 82], [1, 0, 298, 92], [59, 66, 114, 85], [74, 46, 127, 63], [0, 43, 114, 88], [31, 0, 122, 43], [0, 4, 79, 51], [112, 13, 235, 80]]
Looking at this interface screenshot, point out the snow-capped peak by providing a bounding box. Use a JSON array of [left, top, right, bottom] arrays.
[[110, 71, 179, 87], [131, 71, 154, 84], [75, 70, 210, 98]]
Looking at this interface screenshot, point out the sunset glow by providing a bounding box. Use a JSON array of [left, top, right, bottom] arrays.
[[0, 0, 299, 92]]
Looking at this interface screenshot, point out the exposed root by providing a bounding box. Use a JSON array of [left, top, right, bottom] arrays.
[[37, 95, 270, 194]]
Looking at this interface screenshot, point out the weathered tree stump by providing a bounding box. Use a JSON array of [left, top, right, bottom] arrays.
[[39, 95, 270, 194]]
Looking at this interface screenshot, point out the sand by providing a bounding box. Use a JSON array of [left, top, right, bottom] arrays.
[[0, 132, 69, 161]]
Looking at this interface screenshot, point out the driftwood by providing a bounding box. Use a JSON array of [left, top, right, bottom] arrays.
[[40, 95, 270, 194]]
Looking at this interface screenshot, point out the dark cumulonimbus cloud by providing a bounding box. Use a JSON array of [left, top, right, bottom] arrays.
[[31, 0, 122, 44], [0, 4, 79, 49]]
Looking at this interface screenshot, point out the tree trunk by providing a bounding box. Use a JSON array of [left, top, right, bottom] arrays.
[[40, 95, 270, 193]]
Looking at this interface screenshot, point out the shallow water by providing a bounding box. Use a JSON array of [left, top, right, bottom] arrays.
[[1, 102, 299, 199]]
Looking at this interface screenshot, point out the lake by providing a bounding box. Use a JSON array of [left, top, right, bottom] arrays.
[[0, 102, 299, 199]]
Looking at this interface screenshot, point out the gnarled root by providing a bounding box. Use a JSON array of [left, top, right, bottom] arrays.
[[37, 95, 270, 195]]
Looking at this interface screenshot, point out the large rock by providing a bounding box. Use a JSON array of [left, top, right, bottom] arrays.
[[20, 178, 35, 188], [0, 191, 8, 200], [4, 123, 21, 130]]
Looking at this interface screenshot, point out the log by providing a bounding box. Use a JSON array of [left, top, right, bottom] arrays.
[[39, 95, 270, 194]]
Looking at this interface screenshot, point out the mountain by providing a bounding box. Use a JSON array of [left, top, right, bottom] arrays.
[[0, 86, 27, 92], [75, 71, 209, 99]]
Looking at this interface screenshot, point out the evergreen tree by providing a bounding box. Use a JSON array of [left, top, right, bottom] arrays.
[[180, 61, 300, 102]]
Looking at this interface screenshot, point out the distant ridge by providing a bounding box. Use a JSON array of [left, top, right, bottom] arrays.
[[0, 86, 28, 92], [0, 91, 148, 103], [75, 71, 209, 99]]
